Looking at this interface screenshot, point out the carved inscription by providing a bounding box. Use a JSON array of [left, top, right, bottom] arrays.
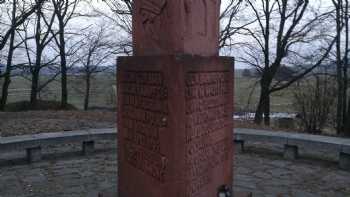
[[185, 71, 232, 197], [120, 71, 168, 182]]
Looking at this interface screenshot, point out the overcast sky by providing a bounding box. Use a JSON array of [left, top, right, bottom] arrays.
[[0, 0, 338, 69]]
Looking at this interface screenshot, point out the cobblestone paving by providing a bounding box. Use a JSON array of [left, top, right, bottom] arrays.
[[0, 141, 350, 197]]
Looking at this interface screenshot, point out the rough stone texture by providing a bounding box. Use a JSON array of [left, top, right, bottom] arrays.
[[1, 141, 350, 197], [339, 152, 350, 170], [82, 141, 95, 155], [236, 128, 350, 162], [234, 139, 245, 153], [26, 146, 42, 163], [133, 0, 220, 56], [283, 145, 298, 160], [117, 55, 234, 197], [99, 191, 252, 197]]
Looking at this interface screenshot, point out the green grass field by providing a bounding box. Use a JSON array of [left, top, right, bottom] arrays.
[[0, 72, 295, 112]]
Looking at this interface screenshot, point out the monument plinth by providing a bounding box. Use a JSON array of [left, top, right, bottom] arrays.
[[117, 1, 234, 197]]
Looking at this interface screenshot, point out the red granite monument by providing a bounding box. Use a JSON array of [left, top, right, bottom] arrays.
[[117, 0, 234, 197]]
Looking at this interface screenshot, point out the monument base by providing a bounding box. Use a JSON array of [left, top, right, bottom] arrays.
[[98, 191, 252, 197], [117, 55, 234, 197]]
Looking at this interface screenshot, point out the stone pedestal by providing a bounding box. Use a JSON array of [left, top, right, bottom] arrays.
[[339, 152, 350, 171], [283, 145, 298, 160], [82, 141, 95, 155], [26, 146, 42, 163], [117, 55, 234, 197]]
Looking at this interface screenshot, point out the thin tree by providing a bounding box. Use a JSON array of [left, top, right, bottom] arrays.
[[23, 0, 58, 106], [0, 0, 17, 110], [50, 0, 79, 108], [0, 0, 45, 110], [332, 0, 350, 135], [78, 26, 115, 110]]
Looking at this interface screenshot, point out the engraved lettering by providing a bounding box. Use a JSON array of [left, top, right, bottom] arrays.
[[120, 71, 169, 183]]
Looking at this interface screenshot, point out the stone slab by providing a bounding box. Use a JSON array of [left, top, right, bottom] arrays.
[[117, 55, 234, 197], [0, 128, 117, 152], [235, 128, 350, 151]]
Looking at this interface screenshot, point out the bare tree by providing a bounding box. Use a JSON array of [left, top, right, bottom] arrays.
[[332, 0, 350, 135], [0, 0, 17, 110], [219, 0, 255, 50], [50, 0, 80, 108], [293, 73, 337, 133], [0, 0, 44, 51], [18, 0, 59, 106], [0, 0, 46, 110], [77, 26, 115, 110], [240, 0, 337, 125]]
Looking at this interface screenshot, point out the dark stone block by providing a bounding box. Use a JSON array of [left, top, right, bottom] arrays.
[[339, 152, 350, 171], [82, 141, 95, 155], [26, 146, 42, 163], [234, 139, 245, 153], [284, 145, 298, 160], [117, 55, 234, 197]]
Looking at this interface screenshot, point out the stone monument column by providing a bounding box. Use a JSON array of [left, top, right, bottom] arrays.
[[117, 0, 234, 196]]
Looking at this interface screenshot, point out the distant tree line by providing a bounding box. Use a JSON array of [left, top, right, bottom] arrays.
[[0, 0, 125, 110]]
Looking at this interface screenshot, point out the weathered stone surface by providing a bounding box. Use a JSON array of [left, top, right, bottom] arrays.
[[82, 141, 95, 155], [339, 152, 350, 171], [133, 0, 220, 56], [117, 55, 234, 197], [234, 139, 245, 153], [99, 190, 252, 197], [2, 140, 350, 197], [26, 146, 42, 163], [283, 145, 298, 160]]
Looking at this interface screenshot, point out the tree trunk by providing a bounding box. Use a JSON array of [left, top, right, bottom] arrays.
[[343, 0, 349, 136], [254, 78, 271, 125], [84, 74, 91, 111], [335, 1, 344, 134], [0, 1, 16, 110], [263, 93, 270, 126], [30, 69, 40, 107], [346, 98, 350, 135], [58, 19, 68, 109], [255, 0, 271, 126], [0, 70, 11, 111]]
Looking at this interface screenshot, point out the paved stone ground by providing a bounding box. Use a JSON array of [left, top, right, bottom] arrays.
[[0, 141, 350, 197]]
